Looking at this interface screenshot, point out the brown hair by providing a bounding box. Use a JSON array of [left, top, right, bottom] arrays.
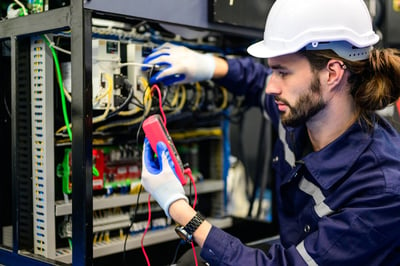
[[298, 48, 400, 127]]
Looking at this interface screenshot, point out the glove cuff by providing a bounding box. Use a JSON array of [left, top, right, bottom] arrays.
[[198, 53, 216, 81], [152, 183, 188, 218]]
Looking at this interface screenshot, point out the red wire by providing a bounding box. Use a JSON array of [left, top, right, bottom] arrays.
[[142, 84, 199, 266], [185, 168, 198, 210], [191, 242, 199, 266], [151, 84, 167, 126], [184, 168, 199, 266], [141, 84, 166, 266], [141, 194, 152, 266]]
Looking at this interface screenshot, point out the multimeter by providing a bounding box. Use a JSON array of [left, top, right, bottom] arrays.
[[142, 114, 187, 185]]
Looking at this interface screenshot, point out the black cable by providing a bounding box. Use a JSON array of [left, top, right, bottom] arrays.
[[3, 95, 11, 118], [122, 114, 146, 266], [170, 240, 185, 265], [131, 94, 145, 109], [106, 81, 134, 120], [122, 185, 143, 266]]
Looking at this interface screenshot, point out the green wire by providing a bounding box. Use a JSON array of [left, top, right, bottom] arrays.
[[42, 35, 72, 140], [68, 238, 73, 250], [42, 35, 99, 177]]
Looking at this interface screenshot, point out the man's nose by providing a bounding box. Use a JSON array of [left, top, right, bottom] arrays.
[[265, 74, 280, 95]]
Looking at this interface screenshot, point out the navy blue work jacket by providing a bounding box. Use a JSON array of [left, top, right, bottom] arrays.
[[200, 57, 400, 265]]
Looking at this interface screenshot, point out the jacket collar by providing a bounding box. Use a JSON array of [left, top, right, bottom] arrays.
[[301, 122, 372, 190]]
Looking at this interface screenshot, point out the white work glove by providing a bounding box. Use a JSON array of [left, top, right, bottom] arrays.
[[142, 42, 216, 86], [141, 138, 188, 217]]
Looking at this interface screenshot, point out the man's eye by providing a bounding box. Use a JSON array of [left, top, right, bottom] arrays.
[[278, 72, 288, 77]]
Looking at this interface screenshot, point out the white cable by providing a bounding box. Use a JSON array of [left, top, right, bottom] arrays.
[[13, 0, 28, 16], [43, 34, 72, 55], [117, 62, 155, 68]]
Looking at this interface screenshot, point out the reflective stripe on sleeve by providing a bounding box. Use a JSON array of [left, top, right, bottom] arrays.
[[296, 240, 318, 266]]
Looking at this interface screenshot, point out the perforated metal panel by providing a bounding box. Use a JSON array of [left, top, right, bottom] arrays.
[[30, 35, 56, 259]]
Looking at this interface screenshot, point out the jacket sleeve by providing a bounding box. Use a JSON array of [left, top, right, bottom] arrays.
[[200, 226, 308, 266], [214, 57, 271, 108]]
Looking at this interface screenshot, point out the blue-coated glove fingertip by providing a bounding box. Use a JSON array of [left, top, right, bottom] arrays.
[[156, 141, 168, 155], [156, 141, 179, 177], [143, 138, 156, 161], [149, 73, 161, 85], [143, 138, 152, 155], [141, 66, 150, 71], [155, 74, 186, 86], [143, 52, 169, 65]]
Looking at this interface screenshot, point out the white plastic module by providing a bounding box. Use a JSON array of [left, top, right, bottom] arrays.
[[92, 38, 121, 109]]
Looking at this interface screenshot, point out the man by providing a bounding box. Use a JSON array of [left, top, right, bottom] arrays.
[[141, 0, 400, 264]]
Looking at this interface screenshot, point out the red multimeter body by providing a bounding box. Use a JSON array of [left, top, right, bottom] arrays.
[[142, 114, 187, 185]]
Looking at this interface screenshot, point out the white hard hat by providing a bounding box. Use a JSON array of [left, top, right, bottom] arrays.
[[247, 0, 380, 61]]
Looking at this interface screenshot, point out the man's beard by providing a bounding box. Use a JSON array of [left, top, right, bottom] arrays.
[[280, 75, 326, 127]]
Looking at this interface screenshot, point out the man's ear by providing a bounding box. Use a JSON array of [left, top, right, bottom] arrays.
[[326, 60, 347, 88]]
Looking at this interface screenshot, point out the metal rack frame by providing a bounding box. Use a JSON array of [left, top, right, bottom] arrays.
[[1, 1, 93, 264]]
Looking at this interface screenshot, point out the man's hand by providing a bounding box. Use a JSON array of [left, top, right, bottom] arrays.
[[142, 42, 216, 86], [141, 138, 188, 217]]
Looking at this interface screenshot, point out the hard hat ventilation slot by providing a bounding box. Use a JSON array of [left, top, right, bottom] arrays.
[[305, 41, 371, 61]]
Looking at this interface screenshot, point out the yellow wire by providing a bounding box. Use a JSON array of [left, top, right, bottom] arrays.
[[93, 233, 98, 244], [57, 76, 227, 134], [170, 127, 222, 140], [215, 86, 229, 112], [98, 232, 104, 242], [56, 73, 114, 133], [56, 123, 70, 135], [165, 85, 186, 116], [104, 231, 110, 242], [93, 73, 113, 124], [192, 82, 202, 111], [94, 87, 152, 132], [117, 105, 141, 116], [130, 183, 143, 194], [163, 86, 179, 111], [119, 228, 124, 239], [139, 76, 149, 90]]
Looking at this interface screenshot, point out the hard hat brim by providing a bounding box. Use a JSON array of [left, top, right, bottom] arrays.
[[247, 40, 296, 59], [247, 35, 380, 60]]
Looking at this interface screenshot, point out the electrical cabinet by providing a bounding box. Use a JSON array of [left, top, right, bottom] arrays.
[[0, 1, 265, 265]]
